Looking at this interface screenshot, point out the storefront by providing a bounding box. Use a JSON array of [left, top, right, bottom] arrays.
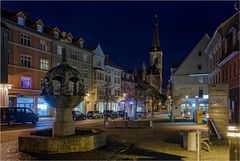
[[13, 97, 52, 117]]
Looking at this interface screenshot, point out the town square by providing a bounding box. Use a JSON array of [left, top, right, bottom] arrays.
[[0, 1, 239, 160]]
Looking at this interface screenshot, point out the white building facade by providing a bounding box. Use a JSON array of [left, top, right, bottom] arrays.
[[171, 34, 210, 118]]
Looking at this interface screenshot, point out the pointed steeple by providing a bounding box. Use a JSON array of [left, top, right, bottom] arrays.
[[151, 14, 161, 52]]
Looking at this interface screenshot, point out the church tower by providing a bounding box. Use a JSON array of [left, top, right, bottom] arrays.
[[149, 14, 163, 94]]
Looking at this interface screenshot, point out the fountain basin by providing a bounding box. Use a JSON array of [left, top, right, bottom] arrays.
[[19, 128, 106, 154]]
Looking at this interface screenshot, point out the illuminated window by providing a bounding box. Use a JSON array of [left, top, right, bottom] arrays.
[[21, 55, 31, 67], [21, 76, 32, 89], [40, 40, 47, 51], [199, 77, 203, 84], [40, 59, 49, 70], [18, 17, 25, 26], [57, 45, 62, 55], [37, 25, 43, 32], [20, 34, 30, 46]]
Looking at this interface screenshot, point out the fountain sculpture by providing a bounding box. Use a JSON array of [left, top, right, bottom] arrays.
[[18, 48, 106, 154]]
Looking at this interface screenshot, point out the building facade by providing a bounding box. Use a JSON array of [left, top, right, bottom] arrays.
[[104, 55, 123, 112], [51, 32, 93, 114], [205, 11, 240, 123], [2, 9, 54, 116], [171, 34, 210, 118]]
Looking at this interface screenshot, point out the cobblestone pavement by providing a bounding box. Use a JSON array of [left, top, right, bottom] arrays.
[[0, 119, 229, 160]]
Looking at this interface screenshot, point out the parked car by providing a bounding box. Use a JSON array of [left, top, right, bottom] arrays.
[[0, 107, 39, 125], [136, 111, 146, 118], [72, 111, 86, 120], [115, 110, 128, 118], [86, 111, 103, 119], [103, 110, 117, 119]]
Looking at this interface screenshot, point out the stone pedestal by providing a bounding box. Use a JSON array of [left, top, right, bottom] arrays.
[[53, 108, 74, 136]]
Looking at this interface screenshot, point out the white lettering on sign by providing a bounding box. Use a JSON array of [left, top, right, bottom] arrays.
[[209, 95, 228, 107]]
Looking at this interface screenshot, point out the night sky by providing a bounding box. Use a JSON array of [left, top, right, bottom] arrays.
[[1, 1, 237, 89]]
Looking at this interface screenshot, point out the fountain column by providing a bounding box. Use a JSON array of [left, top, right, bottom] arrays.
[[53, 107, 75, 136]]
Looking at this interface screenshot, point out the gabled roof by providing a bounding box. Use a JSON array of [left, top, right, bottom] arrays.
[[53, 27, 60, 33], [93, 44, 105, 58], [36, 19, 44, 26], [67, 32, 73, 38], [16, 11, 26, 19]]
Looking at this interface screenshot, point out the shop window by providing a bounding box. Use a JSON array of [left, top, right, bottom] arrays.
[[21, 76, 32, 89], [20, 33, 30, 46], [21, 55, 31, 67]]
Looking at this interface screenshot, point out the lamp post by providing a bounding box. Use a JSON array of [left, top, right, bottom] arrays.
[[185, 95, 188, 119], [123, 93, 126, 120], [227, 125, 240, 161]]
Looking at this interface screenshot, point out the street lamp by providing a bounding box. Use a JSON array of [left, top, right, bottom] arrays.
[[123, 93, 127, 120]]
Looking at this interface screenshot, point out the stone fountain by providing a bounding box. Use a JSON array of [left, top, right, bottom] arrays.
[[18, 48, 106, 154]]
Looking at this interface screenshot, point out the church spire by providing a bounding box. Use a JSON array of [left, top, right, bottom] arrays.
[[151, 14, 161, 52]]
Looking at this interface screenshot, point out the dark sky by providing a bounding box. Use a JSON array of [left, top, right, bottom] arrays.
[[1, 1, 237, 89]]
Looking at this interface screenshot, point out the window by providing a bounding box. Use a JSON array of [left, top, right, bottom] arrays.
[[57, 45, 62, 55], [40, 40, 47, 51], [114, 77, 117, 83], [98, 60, 101, 66], [233, 28, 236, 46], [40, 78, 44, 89], [105, 75, 108, 82], [224, 39, 227, 53], [54, 32, 59, 39], [70, 50, 77, 59], [40, 59, 49, 70], [108, 76, 111, 82], [198, 77, 203, 84], [21, 76, 32, 89], [82, 69, 88, 78], [21, 55, 31, 67], [199, 89, 203, 98], [198, 52, 202, 56], [117, 78, 120, 84], [18, 17, 25, 26], [234, 63, 237, 77], [83, 54, 89, 62], [37, 25, 43, 32], [20, 34, 30, 46], [198, 65, 202, 70]]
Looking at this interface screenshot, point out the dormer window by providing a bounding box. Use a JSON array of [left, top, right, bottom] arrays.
[[18, 17, 25, 26], [54, 32, 59, 39], [68, 37, 72, 43], [37, 25, 43, 32]]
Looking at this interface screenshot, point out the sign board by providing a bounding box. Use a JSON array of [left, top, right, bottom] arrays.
[[209, 95, 228, 107]]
